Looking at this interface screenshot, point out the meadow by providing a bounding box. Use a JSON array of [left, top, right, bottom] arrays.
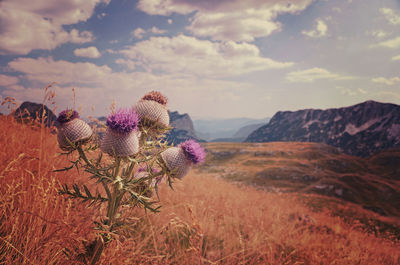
[[1, 115, 400, 264]]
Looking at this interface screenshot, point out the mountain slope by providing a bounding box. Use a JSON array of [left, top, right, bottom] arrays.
[[200, 142, 400, 217], [246, 100, 400, 157], [233, 123, 265, 139]]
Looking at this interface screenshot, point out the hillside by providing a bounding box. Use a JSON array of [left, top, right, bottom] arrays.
[[1, 116, 400, 264], [246, 100, 400, 157], [201, 142, 400, 217], [14, 101, 57, 127], [233, 123, 265, 139]]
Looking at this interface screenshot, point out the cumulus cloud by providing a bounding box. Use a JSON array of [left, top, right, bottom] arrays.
[[132, 27, 166, 39], [371, 76, 400, 85], [380, 8, 400, 25], [137, 0, 313, 42], [0, 0, 109, 55], [150, 26, 167, 34], [0, 74, 19, 87], [286, 67, 353, 83], [302, 19, 328, 38], [377, 36, 400, 48], [119, 34, 293, 77], [74, 46, 101, 58], [132, 28, 147, 39], [5, 56, 258, 118]]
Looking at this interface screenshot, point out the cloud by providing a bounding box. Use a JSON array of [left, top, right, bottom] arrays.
[[377, 36, 400, 48], [132, 26, 167, 39], [392, 55, 400, 61], [286, 67, 353, 83], [4, 56, 260, 118], [0, 74, 19, 87], [132, 28, 146, 39], [137, 0, 313, 42], [366, 30, 390, 39], [115, 59, 136, 70], [186, 9, 281, 42], [119, 34, 293, 77], [371, 76, 400, 85], [380, 8, 400, 25], [0, 0, 109, 55], [150, 26, 167, 34], [302, 19, 328, 38], [74, 46, 101, 58]]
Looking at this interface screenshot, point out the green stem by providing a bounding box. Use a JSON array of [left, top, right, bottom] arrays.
[[106, 158, 121, 229]]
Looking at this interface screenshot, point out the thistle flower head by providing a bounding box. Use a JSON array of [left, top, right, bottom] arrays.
[[106, 108, 139, 134], [57, 109, 79, 124], [142, 91, 168, 106], [179, 140, 206, 164]]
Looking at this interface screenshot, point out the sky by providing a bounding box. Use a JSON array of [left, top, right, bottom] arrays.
[[0, 0, 399, 119]]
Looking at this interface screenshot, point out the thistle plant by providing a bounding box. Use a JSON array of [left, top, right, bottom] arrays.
[[55, 92, 205, 264]]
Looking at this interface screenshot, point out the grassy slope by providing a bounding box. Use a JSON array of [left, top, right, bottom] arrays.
[[1, 116, 399, 264], [201, 142, 400, 217]]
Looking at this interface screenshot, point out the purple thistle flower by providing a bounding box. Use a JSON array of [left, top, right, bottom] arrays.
[[57, 109, 80, 124], [179, 139, 206, 164], [106, 108, 139, 134]]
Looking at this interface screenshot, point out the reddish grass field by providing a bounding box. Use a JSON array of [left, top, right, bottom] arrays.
[[1, 115, 400, 264]]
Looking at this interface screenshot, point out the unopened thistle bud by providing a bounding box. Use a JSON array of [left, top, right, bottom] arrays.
[[100, 108, 140, 157], [160, 140, 205, 179], [134, 91, 169, 128], [56, 110, 93, 150], [134, 167, 163, 197]]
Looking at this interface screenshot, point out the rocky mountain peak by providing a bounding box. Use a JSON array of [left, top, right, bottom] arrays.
[[246, 101, 400, 157], [166, 110, 202, 144]]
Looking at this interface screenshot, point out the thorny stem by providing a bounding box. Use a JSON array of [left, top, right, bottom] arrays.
[[59, 128, 173, 265], [106, 158, 121, 229], [77, 145, 95, 169]]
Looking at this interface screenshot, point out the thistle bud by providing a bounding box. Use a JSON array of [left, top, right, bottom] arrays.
[[134, 167, 163, 197], [56, 110, 92, 150], [160, 140, 205, 179], [135, 91, 169, 128], [100, 108, 140, 157]]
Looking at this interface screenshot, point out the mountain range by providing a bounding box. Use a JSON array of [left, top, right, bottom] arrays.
[[246, 100, 400, 157], [11, 100, 400, 157]]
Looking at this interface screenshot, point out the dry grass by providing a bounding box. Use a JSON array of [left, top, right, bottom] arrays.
[[1, 115, 400, 264]]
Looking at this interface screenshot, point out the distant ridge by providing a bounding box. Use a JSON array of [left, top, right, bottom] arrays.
[[246, 100, 400, 157]]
